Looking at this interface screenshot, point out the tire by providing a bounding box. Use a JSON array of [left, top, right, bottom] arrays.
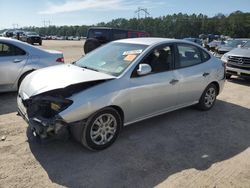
[[226, 73, 232, 79], [39, 41, 42, 45], [27, 38, 32, 44], [70, 107, 122, 151], [196, 83, 218, 111], [83, 38, 101, 54]]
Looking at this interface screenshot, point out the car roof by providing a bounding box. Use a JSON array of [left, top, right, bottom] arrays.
[[0, 37, 47, 54], [113, 37, 187, 46], [88, 27, 148, 33]]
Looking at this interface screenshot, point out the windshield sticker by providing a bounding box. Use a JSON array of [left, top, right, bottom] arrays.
[[122, 49, 143, 56], [124, 54, 137, 62]]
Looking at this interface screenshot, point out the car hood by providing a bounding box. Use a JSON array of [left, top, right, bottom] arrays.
[[27, 35, 40, 37], [226, 48, 250, 58], [19, 64, 115, 99], [218, 46, 234, 52]]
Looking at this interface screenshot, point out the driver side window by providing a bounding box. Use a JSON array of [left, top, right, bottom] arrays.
[[132, 44, 173, 77]]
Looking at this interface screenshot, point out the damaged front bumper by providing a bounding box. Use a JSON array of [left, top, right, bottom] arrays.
[[17, 93, 71, 139]]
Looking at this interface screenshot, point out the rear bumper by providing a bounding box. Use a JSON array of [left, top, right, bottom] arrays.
[[29, 37, 41, 43], [226, 66, 250, 77]]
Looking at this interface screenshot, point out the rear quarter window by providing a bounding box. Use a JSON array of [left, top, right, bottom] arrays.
[[201, 49, 211, 62]]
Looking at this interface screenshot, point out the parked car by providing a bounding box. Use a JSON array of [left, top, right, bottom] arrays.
[[20, 31, 42, 45], [0, 37, 64, 92], [207, 40, 225, 51], [183, 37, 202, 46], [216, 38, 249, 56], [83, 27, 150, 54], [18, 38, 225, 150], [2, 29, 15, 38], [221, 40, 250, 79]]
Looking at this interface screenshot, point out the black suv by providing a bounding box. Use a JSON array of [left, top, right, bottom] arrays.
[[20, 31, 42, 45], [84, 27, 149, 54]]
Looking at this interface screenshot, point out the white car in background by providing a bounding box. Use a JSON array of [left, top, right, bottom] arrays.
[[0, 37, 64, 92]]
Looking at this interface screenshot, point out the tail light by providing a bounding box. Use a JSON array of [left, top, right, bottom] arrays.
[[56, 57, 64, 63]]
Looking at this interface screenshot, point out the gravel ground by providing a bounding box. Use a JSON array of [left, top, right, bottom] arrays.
[[0, 40, 250, 188]]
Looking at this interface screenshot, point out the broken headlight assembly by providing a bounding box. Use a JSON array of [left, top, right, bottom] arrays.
[[50, 99, 73, 113], [26, 96, 73, 119]]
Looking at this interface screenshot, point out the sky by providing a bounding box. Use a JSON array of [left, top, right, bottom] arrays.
[[0, 0, 250, 29]]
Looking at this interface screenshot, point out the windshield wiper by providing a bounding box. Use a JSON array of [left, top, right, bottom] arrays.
[[81, 66, 99, 72]]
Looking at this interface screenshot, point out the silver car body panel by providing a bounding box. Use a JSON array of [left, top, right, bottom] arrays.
[[18, 38, 225, 128], [0, 37, 63, 92]]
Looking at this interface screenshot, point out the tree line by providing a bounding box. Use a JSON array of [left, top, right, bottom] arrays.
[[15, 11, 250, 38]]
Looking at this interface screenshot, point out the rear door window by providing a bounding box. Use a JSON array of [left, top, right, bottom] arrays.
[[176, 44, 202, 68]]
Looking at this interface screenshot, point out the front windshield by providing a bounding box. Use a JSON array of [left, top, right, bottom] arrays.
[[242, 41, 250, 48], [26, 32, 38, 36], [75, 42, 148, 76], [224, 40, 245, 47]]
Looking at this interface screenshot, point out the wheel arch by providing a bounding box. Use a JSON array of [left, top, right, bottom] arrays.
[[209, 81, 220, 95], [107, 105, 124, 124], [17, 69, 35, 88]]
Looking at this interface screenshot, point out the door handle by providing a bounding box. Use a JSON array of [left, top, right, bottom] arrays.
[[13, 59, 22, 63], [203, 72, 210, 77], [169, 79, 179, 85]]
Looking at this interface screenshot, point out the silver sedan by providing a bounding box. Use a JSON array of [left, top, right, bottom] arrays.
[[17, 38, 225, 150], [0, 37, 64, 92]]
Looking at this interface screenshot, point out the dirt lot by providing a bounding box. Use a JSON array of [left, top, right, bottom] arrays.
[[41, 40, 85, 63], [0, 40, 250, 188]]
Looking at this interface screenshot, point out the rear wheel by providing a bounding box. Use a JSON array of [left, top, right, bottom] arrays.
[[196, 83, 218, 111], [70, 107, 122, 151]]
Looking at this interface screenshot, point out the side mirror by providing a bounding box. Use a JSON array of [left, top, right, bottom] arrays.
[[237, 44, 242, 48], [137, 64, 152, 76]]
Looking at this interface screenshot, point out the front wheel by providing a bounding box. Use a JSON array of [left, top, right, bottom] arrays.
[[71, 107, 122, 150], [196, 84, 218, 111]]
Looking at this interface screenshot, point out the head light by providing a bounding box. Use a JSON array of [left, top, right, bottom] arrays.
[[221, 54, 229, 63], [51, 102, 62, 111], [50, 99, 73, 112]]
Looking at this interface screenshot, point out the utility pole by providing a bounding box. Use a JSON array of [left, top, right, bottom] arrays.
[[135, 7, 150, 19], [12, 23, 19, 29], [134, 7, 150, 30], [42, 20, 51, 27]]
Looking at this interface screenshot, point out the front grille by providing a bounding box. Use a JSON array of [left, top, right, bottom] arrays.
[[228, 56, 250, 65], [218, 50, 227, 55], [227, 63, 250, 70]]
